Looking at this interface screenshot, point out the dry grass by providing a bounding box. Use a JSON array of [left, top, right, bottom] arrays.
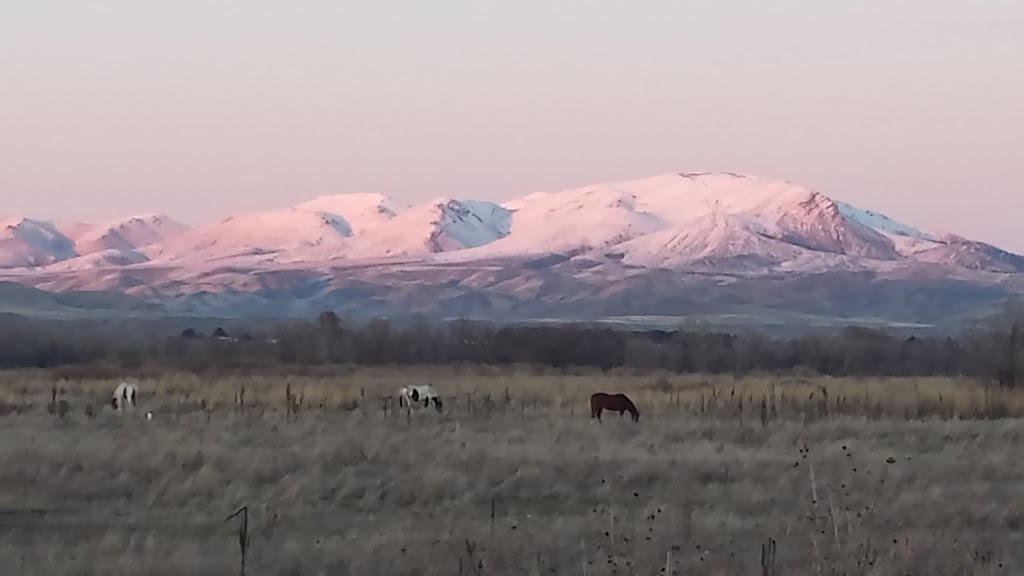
[[0, 366, 1022, 575]]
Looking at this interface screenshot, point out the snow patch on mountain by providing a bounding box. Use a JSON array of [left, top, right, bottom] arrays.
[[911, 236, 1024, 273], [43, 248, 150, 271], [293, 193, 405, 234], [610, 212, 804, 269], [835, 202, 935, 241], [144, 209, 354, 263]]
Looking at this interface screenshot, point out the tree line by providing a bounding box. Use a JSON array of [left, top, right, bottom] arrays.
[[0, 309, 1019, 384]]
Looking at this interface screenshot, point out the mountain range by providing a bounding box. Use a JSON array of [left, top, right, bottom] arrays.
[[2, 172, 1022, 332]]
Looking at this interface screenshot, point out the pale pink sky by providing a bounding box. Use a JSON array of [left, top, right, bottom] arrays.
[[1, 2, 1022, 252]]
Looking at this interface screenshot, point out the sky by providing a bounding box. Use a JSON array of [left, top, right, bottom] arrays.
[[2, 1, 1022, 251]]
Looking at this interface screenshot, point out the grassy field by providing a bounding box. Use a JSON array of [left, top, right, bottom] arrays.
[[1, 366, 1023, 575]]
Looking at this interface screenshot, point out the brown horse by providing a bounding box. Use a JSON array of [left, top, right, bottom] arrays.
[[590, 392, 639, 422]]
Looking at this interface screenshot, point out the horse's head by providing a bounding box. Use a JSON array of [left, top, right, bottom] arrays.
[[432, 397, 443, 411]]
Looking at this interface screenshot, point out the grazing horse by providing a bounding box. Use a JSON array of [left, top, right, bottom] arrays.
[[590, 392, 639, 422], [398, 384, 443, 411], [111, 381, 139, 412]]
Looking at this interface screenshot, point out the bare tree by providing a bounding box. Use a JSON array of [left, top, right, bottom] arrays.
[[999, 320, 1021, 388]]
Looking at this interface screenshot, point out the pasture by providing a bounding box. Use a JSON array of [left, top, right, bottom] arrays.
[[1, 365, 1023, 575]]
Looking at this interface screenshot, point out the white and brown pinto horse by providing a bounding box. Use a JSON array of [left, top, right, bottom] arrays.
[[398, 384, 443, 411], [111, 381, 139, 412]]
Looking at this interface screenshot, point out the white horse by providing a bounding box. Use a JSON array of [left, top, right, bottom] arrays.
[[398, 384, 443, 411], [112, 381, 139, 412]]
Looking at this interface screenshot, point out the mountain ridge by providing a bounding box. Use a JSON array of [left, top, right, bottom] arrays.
[[3, 172, 1018, 273], [1, 172, 1021, 329]]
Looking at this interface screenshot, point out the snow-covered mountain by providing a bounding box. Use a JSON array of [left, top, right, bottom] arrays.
[[0, 218, 78, 268], [444, 172, 902, 265], [4, 172, 1016, 273], [0, 213, 189, 269], [1, 172, 1021, 326], [444, 172, 1019, 273], [59, 213, 189, 253], [331, 198, 511, 259], [130, 194, 512, 265]]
